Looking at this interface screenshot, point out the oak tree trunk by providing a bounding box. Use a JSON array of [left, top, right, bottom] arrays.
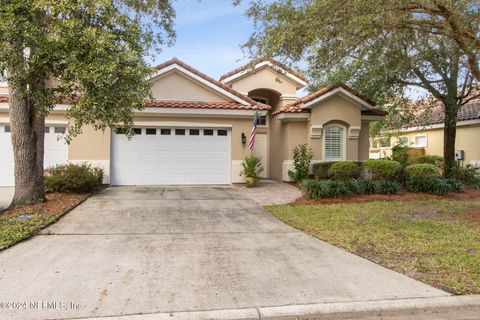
[[443, 101, 459, 178], [8, 82, 46, 207]]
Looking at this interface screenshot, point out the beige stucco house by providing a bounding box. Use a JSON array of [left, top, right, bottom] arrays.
[[0, 58, 385, 186], [371, 99, 480, 167]]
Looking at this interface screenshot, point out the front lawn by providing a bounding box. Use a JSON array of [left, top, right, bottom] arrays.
[[0, 193, 88, 250], [267, 199, 480, 294]]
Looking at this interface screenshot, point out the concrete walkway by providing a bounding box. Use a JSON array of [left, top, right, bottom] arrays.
[[234, 179, 302, 205], [0, 186, 447, 320], [0, 187, 14, 211]]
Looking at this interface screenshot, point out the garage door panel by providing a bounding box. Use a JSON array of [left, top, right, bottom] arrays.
[[188, 152, 202, 161], [203, 151, 228, 160], [111, 127, 231, 185], [173, 151, 187, 160], [1, 125, 68, 186]]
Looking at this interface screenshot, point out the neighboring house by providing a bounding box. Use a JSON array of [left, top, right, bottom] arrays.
[[371, 98, 480, 167], [0, 58, 385, 186]]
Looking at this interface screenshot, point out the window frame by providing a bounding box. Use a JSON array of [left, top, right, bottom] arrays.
[[413, 134, 428, 148], [322, 123, 347, 161], [160, 128, 171, 135], [54, 126, 67, 134], [146, 128, 157, 135], [257, 115, 268, 127], [250, 96, 269, 105]]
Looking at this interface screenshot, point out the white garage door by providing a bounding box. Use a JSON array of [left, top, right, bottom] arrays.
[[111, 127, 231, 185], [0, 124, 69, 186]]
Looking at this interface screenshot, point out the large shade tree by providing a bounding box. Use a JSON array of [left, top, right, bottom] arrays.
[[0, 0, 175, 207], [239, 0, 479, 176]]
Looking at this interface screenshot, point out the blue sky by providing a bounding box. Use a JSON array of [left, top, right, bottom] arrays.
[[148, 1, 425, 99], [151, 0, 254, 80]]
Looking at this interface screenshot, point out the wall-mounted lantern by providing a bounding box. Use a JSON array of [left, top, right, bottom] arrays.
[[241, 132, 247, 144]]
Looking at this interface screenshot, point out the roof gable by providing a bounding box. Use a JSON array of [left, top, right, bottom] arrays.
[[151, 58, 267, 107], [151, 70, 231, 102], [272, 83, 384, 117], [219, 58, 308, 89]]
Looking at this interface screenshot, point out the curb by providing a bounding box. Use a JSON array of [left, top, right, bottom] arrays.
[[72, 295, 480, 320]]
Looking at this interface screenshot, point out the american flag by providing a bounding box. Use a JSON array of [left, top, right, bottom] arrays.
[[248, 109, 259, 151]]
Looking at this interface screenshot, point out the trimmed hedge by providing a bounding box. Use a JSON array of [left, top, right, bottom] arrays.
[[313, 161, 363, 180], [404, 163, 441, 179], [328, 161, 361, 180], [312, 162, 336, 180], [44, 163, 104, 193], [363, 159, 401, 181], [414, 155, 444, 169]]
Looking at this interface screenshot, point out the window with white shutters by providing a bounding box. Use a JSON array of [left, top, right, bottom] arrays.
[[324, 125, 345, 161]]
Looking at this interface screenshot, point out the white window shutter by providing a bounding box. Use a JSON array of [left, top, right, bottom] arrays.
[[324, 126, 344, 161]]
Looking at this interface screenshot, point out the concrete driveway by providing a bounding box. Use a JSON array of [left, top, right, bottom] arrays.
[[0, 186, 447, 320], [0, 187, 14, 211]]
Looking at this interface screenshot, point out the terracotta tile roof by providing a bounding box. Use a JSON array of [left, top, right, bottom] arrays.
[[0, 95, 269, 111], [272, 83, 382, 116], [219, 57, 309, 84], [144, 100, 270, 110], [153, 58, 270, 110], [408, 99, 480, 127], [298, 83, 375, 106], [271, 104, 308, 116]]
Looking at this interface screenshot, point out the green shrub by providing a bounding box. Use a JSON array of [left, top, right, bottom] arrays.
[[44, 163, 103, 193], [428, 178, 455, 195], [404, 163, 441, 179], [451, 164, 480, 186], [406, 177, 460, 195], [288, 144, 313, 181], [300, 179, 331, 199], [405, 177, 429, 193], [445, 178, 462, 192], [363, 159, 401, 181], [358, 180, 376, 195], [375, 181, 400, 195], [328, 180, 353, 198], [240, 155, 264, 181], [328, 161, 361, 180], [300, 179, 357, 199], [312, 162, 336, 179], [414, 155, 444, 169], [392, 144, 409, 165]]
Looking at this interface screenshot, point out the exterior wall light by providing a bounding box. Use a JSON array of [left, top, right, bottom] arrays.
[[241, 132, 247, 144]]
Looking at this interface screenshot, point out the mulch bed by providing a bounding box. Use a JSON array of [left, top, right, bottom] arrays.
[[1, 192, 89, 217], [294, 187, 480, 205]]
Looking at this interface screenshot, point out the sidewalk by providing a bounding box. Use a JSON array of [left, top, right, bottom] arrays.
[[75, 295, 480, 320]]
